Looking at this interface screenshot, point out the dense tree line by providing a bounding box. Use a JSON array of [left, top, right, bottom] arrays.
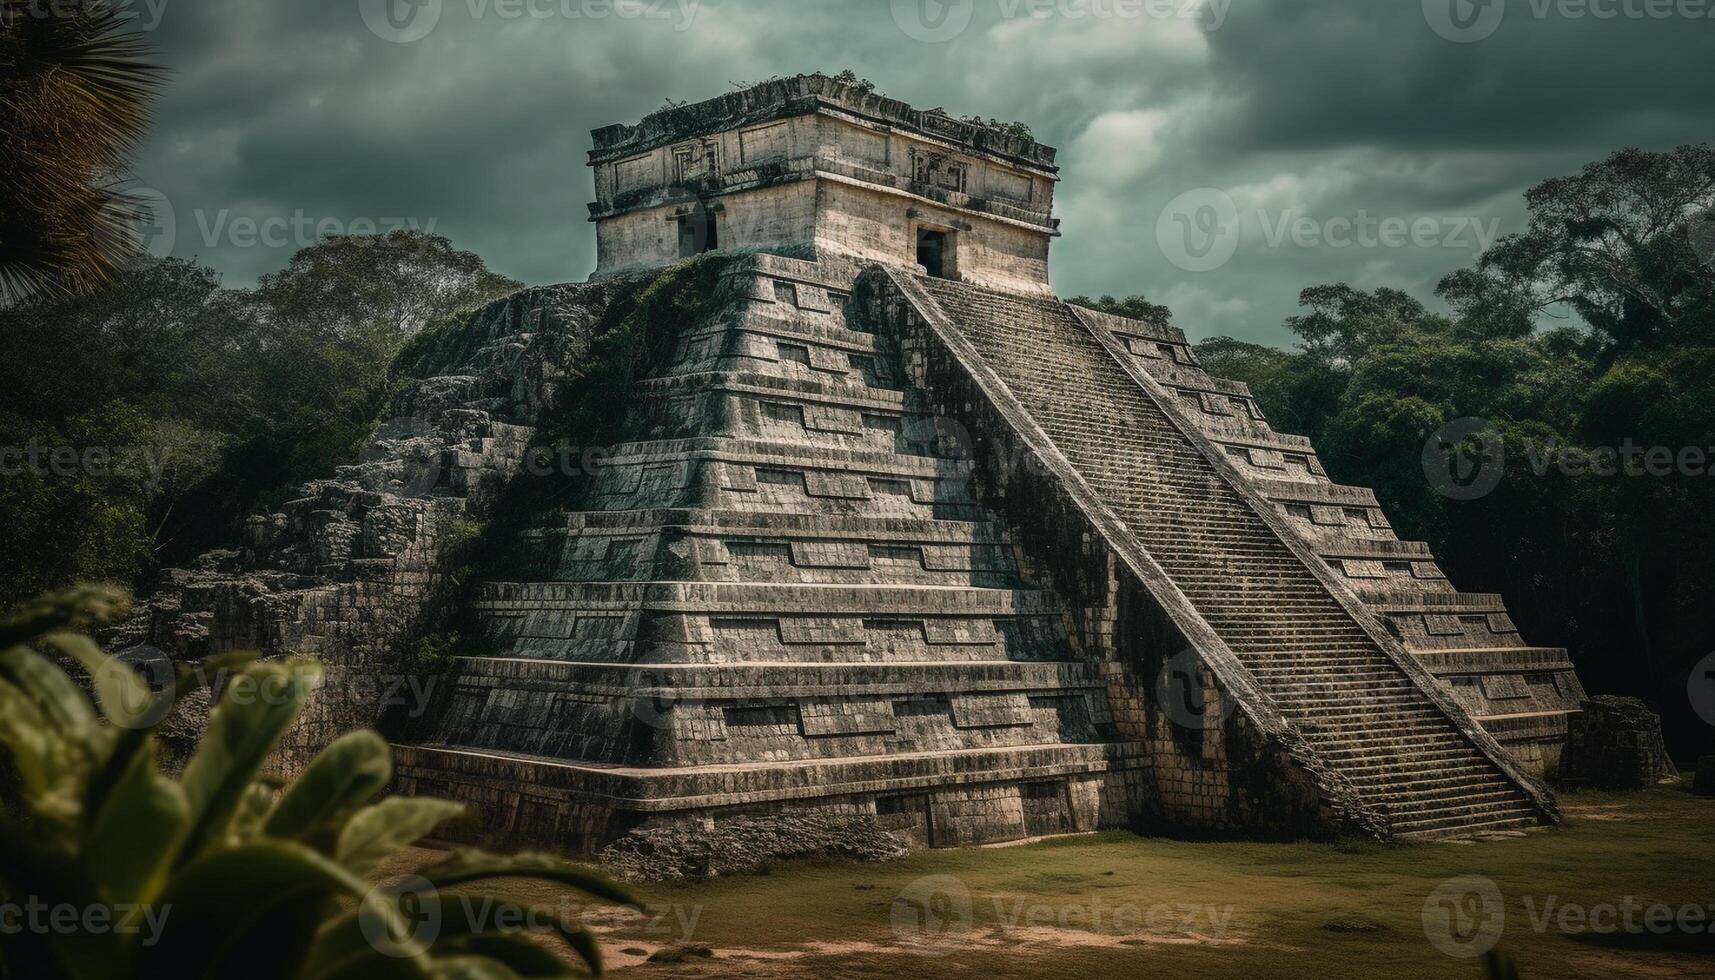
[[0, 231, 518, 606]]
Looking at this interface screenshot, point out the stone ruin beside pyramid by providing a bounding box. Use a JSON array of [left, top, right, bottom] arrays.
[[128, 74, 1588, 867]]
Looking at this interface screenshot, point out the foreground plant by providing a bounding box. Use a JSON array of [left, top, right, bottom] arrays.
[[0, 586, 635, 979]]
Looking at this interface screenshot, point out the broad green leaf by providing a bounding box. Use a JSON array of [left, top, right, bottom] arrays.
[[178, 659, 324, 864], [435, 934, 572, 977], [266, 729, 393, 844], [85, 740, 191, 907], [0, 586, 130, 649], [301, 910, 437, 980], [419, 893, 603, 977], [0, 813, 114, 978], [43, 631, 155, 729], [337, 797, 466, 876], [415, 852, 639, 911], [0, 677, 68, 808], [139, 839, 421, 976], [0, 643, 98, 735], [83, 651, 261, 817], [231, 780, 280, 841], [428, 957, 527, 980]]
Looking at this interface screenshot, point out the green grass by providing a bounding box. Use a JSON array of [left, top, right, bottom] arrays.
[[392, 781, 1714, 977]]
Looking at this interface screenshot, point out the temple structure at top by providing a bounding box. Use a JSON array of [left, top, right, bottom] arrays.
[[587, 74, 1060, 294]]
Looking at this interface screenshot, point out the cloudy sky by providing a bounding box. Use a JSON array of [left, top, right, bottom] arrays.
[[130, 0, 1712, 346]]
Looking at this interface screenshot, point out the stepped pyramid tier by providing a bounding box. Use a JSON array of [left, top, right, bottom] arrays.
[[1063, 306, 1587, 774], [125, 75, 1578, 864]]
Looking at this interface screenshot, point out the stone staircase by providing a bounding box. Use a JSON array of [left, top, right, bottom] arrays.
[[894, 273, 1551, 839], [394, 255, 1151, 859]]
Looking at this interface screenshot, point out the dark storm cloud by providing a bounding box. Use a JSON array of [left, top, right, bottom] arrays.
[[130, 0, 1706, 344]]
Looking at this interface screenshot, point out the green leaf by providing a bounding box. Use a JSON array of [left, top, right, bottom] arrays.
[[422, 893, 603, 977], [82, 651, 261, 818], [415, 852, 639, 911], [301, 910, 437, 980], [43, 631, 155, 729], [178, 659, 324, 864], [0, 677, 70, 809], [0, 643, 98, 735], [435, 934, 573, 977], [0, 586, 131, 649], [337, 797, 466, 876], [266, 729, 392, 844], [428, 957, 526, 980], [84, 740, 190, 906], [139, 839, 422, 976]]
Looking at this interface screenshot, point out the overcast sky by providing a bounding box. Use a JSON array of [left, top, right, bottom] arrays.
[[129, 0, 1712, 346]]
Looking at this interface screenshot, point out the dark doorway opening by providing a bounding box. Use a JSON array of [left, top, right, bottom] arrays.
[[916, 229, 949, 278], [678, 210, 719, 257]]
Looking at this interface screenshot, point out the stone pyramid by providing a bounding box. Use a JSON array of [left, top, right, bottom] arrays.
[[134, 75, 1581, 864]]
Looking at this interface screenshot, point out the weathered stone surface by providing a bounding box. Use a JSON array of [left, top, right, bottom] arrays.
[[124, 76, 1581, 864], [599, 809, 910, 882], [1559, 696, 1681, 790]]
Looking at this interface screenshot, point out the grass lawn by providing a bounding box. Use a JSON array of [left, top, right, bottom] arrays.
[[390, 780, 1714, 978]]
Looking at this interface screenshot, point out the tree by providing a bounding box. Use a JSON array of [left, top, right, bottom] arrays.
[[1438, 144, 1715, 353], [0, 0, 163, 303], [1067, 293, 1173, 324], [0, 233, 521, 605]]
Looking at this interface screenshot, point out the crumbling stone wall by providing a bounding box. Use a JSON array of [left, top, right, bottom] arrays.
[[112, 280, 639, 771], [1559, 696, 1681, 790]]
